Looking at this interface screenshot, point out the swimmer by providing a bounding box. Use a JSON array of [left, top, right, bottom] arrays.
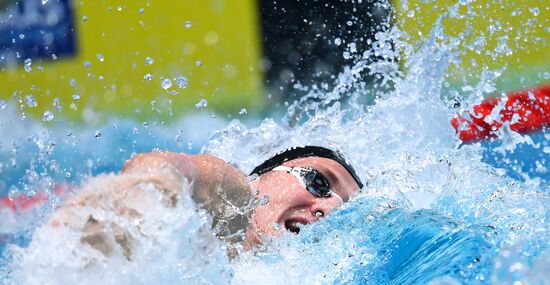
[[48, 146, 363, 255]]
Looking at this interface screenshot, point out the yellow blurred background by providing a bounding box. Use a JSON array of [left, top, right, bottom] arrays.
[[1, 0, 548, 123], [395, 0, 548, 91], [1, 0, 263, 123]]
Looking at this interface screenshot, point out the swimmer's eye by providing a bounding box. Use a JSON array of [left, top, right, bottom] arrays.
[[301, 168, 332, 198], [273, 166, 333, 198]]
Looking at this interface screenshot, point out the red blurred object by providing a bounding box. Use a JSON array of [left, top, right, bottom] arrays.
[[451, 84, 550, 143], [0, 184, 67, 212]]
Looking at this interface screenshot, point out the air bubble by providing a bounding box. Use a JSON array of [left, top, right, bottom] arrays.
[[24, 58, 32, 72], [195, 60, 202, 66], [0, 100, 6, 110], [334, 38, 342, 46], [84, 61, 91, 68], [144, 73, 153, 80], [145, 57, 154, 65], [95, 131, 102, 138], [42, 111, 54, 121], [82, 16, 88, 22], [194, 99, 208, 110], [25, 95, 37, 107], [239, 108, 247, 116], [96, 53, 104, 62], [176, 76, 188, 89], [161, 78, 173, 90], [185, 21, 192, 28], [72, 94, 80, 101], [70, 79, 77, 86]]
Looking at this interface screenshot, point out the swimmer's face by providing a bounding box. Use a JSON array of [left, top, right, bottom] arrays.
[[246, 157, 360, 245]]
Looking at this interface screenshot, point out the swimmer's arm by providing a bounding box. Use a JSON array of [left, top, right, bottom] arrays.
[[122, 152, 253, 210], [48, 152, 252, 259]]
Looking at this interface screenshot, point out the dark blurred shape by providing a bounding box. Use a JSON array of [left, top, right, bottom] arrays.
[[0, 0, 75, 66], [259, 0, 390, 98]]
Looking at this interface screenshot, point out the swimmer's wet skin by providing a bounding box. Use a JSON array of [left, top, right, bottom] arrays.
[[47, 146, 362, 257]]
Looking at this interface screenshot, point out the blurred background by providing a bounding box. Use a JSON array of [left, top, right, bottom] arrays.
[[0, 0, 548, 193], [2, 0, 547, 122]]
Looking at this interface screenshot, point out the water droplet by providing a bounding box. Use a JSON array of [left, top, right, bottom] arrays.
[[53, 98, 62, 111], [69, 78, 77, 86], [185, 20, 192, 28], [176, 76, 188, 89], [194, 99, 208, 110], [161, 78, 172, 90], [65, 172, 71, 178], [51, 54, 57, 60], [138, 8, 144, 14], [82, 16, 88, 22], [145, 56, 154, 65], [346, 20, 353, 26], [117, 6, 123, 11], [259, 194, 269, 205], [407, 10, 415, 17], [529, 7, 539, 16], [143, 73, 153, 80], [0, 100, 7, 110], [349, 42, 357, 53], [343, 51, 351, 59], [25, 95, 37, 107], [66, 130, 72, 136], [195, 60, 202, 66], [334, 38, 342, 46], [96, 53, 104, 62], [239, 108, 247, 116], [72, 94, 80, 101], [42, 111, 54, 121], [94, 131, 102, 138], [19, 34, 25, 39], [84, 61, 91, 68], [23, 58, 32, 72]]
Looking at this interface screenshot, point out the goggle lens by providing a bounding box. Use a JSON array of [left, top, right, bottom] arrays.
[[273, 166, 332, 198]]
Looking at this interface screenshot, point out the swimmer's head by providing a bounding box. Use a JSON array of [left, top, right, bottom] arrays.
[[245, 146, 363, 246]]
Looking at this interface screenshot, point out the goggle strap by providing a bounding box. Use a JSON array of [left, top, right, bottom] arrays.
[[272, 166, 307, 188]]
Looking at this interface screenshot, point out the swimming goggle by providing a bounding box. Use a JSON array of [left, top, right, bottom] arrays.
[[272, 165, 344, 203], [250, 146, 364, 189]]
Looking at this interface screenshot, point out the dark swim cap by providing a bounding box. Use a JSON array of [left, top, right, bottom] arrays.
[[250, 146, 364, 189]]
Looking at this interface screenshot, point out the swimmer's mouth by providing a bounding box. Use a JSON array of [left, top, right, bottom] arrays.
[[284, 217, 311, 234], [285, 220, 301, 234]]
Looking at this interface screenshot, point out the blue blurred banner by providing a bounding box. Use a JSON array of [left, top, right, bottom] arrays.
[[0, 0, 76, 66]]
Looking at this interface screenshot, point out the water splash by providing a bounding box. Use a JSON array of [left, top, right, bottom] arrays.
[[1, 0, 549, 284]]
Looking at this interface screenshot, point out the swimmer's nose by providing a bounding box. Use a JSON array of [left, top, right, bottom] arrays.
[[310, 196, 342, 218]]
